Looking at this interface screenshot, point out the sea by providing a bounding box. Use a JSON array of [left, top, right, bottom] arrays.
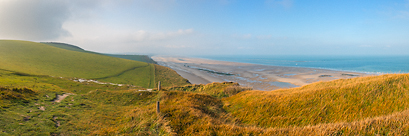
[[194, 55, 409, 74]]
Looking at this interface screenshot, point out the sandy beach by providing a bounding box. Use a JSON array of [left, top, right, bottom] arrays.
[[152, 56, 372, 91]]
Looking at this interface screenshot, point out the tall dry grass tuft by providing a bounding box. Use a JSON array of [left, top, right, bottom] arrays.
[[167, 82, 251, 98], [259, 109, 409, 135], [224, 74, 409, 128], [159, 91, 239, 135], [157, 74, 409, 135]]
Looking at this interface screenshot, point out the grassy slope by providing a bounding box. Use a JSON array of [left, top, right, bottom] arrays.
[[224, 74, 409, 128], [155, 74, 409, 135], [93, 63, 156, 88], [2, 70, 409, 135], [154, 64, 190, 88], [0, 69, 240, 135], [0, 69, 168, 135], [41, 41, 186, 88], [105, 54, 157, 64], [42, 42, 157, 64], [0, 40, 155, 88], [167, 82, 251, 98], [4, 40, 409, 135], [41, 42, 86, 52]]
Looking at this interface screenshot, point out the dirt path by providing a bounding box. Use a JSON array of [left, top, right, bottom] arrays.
[[53, 93, 74, 103]]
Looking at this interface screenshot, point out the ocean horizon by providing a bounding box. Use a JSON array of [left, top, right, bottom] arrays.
[[192, 55, 409, 74]]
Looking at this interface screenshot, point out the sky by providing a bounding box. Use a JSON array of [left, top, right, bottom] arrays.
[[0, 0, 409, 56]]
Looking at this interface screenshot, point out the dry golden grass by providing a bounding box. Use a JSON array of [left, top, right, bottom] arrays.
[[158, 74, 409, 135], [3, 67, 409, 135], [224, 74, 409, 128], [160, 108, 409, 135], [159, 91, 236, 135], [154, 64, 190, 88], [167, 82, 252, 98]]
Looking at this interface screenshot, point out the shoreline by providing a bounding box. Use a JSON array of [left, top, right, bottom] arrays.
[[192, 56, 401, 75], [152, 56, 373, 91]]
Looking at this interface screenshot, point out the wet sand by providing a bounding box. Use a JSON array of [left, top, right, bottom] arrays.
[[152, 56, 372, 91]]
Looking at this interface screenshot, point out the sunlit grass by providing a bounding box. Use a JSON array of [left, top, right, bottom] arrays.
[[224, 74, 409, 128], [167, 82, 251, 98], [0, 40, 154, 87], [0, 69, 169, 135], [2, 39, 409, 135], [154, 64, 190, 88], [2, 71, 409, 135], [155, 74, 409, 135]]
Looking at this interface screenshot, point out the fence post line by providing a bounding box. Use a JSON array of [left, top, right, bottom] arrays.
[[158, 81, 161, 91], [157, 81, 161, 114], [156, 101, 160, 114]]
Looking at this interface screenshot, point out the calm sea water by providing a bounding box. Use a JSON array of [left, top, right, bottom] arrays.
[[194, 55, 409, 74]]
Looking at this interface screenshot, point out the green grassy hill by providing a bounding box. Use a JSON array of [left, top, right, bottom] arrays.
[[105, 54, 157, 64], [3, 40, 409, 135], [0, 68, 164, 135], [0, 69, 245, 135], [2, 63, 409, 135], [40, 41, 188, 87], [41, 42, 86, 52], [0, 40, 187, 88], [42, 42, 157, 64], [0, 40, 189, 135]]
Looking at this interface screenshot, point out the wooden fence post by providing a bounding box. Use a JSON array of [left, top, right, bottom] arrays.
[[156, 101, 160, 114], [157, 81, 161, 114], [158, 81, 161, 91]]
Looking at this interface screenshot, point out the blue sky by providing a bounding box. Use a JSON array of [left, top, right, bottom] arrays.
[[0, 0, 408, 56]]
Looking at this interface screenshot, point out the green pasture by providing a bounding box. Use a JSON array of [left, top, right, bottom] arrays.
[[104, 54, 157, 64], [0, 40, 155, 88], [41, 42, 86, 53], [0, 69, 166, 135], [43, 42, 157, 64]]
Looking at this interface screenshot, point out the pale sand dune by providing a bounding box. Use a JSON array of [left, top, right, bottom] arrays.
[[152, 56, 372, 91]]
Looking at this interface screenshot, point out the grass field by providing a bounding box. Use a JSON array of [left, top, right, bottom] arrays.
[[42, 42, 157, 64], [154, 64, 190, 88], [105, 54, 157, 64], [0, 69, 243, 135], [2, 66, 409, 135], [41, 42, 86, 53], [0, 69, 167, 135], [3, 40, 409, 135], [0, 40, 186, 88], [156, 74, 409, 135], [224, 74, 409, 128]]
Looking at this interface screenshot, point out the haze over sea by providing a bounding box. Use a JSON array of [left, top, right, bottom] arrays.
[[195, 55, 409, 74]]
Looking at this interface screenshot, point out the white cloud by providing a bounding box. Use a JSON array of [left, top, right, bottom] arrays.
[[0, 0, 114, 41], [0, 0, 71, 40], [59, 21, 196, 54]]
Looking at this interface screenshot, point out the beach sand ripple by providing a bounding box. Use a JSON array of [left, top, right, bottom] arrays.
[[152, 56, 371, 91]]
